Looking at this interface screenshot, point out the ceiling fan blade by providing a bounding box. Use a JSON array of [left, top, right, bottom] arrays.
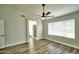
[[21, 14, 26, 17], [46, 12, 51, 16], [36, 14, 42, 17], [46, 15, 55, 17]]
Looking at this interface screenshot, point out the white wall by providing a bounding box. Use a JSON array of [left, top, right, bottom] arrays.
[[43, 11, 79, 49], [0, 5, 27, 47], [37, 19, 43, 39]]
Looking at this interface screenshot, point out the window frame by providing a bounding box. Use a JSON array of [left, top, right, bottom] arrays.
[[48, 19, 75, 39]]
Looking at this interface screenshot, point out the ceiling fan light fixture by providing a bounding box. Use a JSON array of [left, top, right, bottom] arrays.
[[42, 17, 45, 20]]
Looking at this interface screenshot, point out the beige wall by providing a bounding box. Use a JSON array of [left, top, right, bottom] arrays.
[[43, 11, 79, 49]]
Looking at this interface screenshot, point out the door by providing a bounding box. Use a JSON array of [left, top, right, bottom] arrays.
[[28, 20, 37, 38], [0, 20, 4, 48]]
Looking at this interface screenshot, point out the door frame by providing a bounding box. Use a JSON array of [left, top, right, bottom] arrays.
[[0, 19, 4, 48], [27, 20, 37, 42]]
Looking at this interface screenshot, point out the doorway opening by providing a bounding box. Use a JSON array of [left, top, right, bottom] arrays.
[[29, 20, 37, 38]]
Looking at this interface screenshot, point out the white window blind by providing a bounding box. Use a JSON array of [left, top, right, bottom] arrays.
[[48, 19, 75, 39]]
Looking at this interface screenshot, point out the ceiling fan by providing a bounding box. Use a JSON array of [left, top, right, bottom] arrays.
[[38, 4, 55, 20], [21, 4, 54, 20]]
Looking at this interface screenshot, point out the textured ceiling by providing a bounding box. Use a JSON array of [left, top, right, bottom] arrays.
[[9, 4, 79, 20]]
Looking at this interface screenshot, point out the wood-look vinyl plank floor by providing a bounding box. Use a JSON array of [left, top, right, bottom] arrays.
[[0, 39, 79, 54]]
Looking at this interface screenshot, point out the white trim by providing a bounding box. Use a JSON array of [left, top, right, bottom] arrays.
[[46, 38, 79, 49], [4, 41, 27, 48]]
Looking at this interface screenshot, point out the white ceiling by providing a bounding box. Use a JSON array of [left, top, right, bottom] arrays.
[[9, 4, 79, 20]]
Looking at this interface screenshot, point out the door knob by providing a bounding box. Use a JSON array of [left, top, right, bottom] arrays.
[[0, 35, 4, 37], [1, 35, 4, 36]]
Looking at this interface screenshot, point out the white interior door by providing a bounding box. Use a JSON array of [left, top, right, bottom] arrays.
[[0, 20, 4, 49]]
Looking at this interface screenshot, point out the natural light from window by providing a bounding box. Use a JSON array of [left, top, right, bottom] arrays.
[[48, 19, 75, 39], [29, 20, 37, 36]]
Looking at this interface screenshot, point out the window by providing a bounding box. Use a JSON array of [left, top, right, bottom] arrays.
[[48, 19, 75, 39]]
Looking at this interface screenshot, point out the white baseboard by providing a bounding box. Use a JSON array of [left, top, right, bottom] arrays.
[[4, 41, 27, 48], [45, 38, 79, 49]]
